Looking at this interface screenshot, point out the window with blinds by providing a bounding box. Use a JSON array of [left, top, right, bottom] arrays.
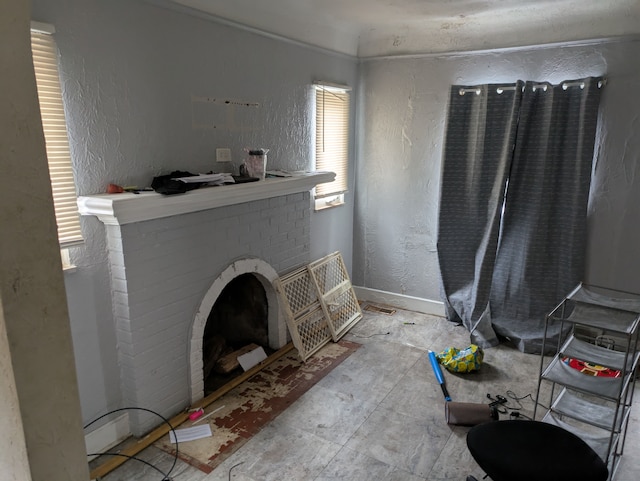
[[31, 26, 83, 247], [314, 83, 350, 209]]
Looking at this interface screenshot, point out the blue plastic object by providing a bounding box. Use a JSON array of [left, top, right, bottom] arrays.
[[429, 350, 451, 401]]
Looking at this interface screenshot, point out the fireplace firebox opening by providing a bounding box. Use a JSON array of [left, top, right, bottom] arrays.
[[189, 258, 289, 405], [202, 273, 274, 393]]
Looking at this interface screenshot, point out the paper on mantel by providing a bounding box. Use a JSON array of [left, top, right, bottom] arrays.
[[238, 346, 267, 371], [173, 173, 234, 184], [169, 424, 212, 443]]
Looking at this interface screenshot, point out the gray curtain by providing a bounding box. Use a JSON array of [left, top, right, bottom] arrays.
[[438, 77, 603, 353], [437, 83, 524, 348]]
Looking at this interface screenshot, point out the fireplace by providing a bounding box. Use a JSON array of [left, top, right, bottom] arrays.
[[78, 173, 333, 435], [202, 272, 269, 392], [190, 257, 285, 401]]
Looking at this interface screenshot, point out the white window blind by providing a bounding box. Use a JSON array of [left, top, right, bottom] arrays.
[[31, 28, 83, 247], [314, 83, 350, 199]]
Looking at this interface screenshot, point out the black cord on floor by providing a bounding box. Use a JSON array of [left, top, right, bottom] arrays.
[[350, 331, 391, 338], [489, 390, 548, 418], [509, 411, 533, 420], [506, 390, 531, 407], [84, 406, 179, 480], [229, 461, 245, 480], [506, 390, 549, 412]]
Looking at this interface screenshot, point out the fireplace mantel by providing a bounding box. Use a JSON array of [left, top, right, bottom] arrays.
[[77, 171, 334, 225]]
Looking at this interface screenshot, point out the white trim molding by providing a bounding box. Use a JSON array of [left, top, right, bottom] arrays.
[[78, 171, 334, 225], [353, 286, 445, 317], [85, 413, 130, 462]]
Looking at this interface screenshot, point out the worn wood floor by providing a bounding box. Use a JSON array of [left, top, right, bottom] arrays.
[[97, 305, 640, 481]]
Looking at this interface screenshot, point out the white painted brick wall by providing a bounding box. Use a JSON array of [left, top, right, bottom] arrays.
[[104, 192, 310, 435]]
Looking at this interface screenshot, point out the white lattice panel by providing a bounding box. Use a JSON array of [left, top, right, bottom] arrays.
[[308, 252, 362, 341], [274, 266, 332, 361]]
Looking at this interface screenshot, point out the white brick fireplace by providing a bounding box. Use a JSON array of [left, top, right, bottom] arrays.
[[78, 172, 333, 435]]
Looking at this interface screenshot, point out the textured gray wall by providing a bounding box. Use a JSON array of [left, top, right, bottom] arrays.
[[31, 0, 357, 428], [1, 0, 90, 478], [354, 39, 640, 300], [30, 0, 640, 438]]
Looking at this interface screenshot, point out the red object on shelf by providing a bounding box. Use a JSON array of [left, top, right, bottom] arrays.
[[107, 183, 124, 193], [562, 357, 621, 378]]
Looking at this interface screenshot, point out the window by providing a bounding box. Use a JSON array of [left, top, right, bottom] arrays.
[[30, 22, 83, 248], [314, 82, 350, 210]]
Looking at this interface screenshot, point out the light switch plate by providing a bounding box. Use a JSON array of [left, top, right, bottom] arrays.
[[216, 148, 232, 162]]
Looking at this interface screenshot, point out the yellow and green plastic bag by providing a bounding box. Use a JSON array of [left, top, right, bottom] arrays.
[[436, 344, 483, 373]]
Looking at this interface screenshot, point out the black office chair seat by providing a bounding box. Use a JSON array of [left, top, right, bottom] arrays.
[[467, 420, 608, 481]]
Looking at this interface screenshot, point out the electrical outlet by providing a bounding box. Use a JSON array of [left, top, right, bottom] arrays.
[[216, 148, 232, 162]]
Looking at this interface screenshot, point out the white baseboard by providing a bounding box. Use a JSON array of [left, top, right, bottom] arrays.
[[353, 286, 445, 317], [85, 412, 130, 461]]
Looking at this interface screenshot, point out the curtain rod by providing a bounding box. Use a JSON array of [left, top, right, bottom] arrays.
[[458, 78, 607, 95], [458, 85, 519, 95]]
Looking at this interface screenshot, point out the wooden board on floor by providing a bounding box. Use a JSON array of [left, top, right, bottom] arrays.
[[89, 342, 294, 480]]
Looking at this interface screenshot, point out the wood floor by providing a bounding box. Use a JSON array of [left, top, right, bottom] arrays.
[[99, 305, 640, 481]]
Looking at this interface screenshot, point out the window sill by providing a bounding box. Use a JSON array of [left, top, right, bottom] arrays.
[[61, 248, 77, 273], [314, 193, 345, 211], [63, 265, 78, 274]]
